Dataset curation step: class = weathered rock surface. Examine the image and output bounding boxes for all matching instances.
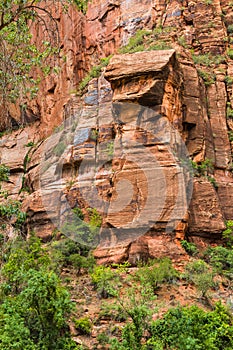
[1,0,233,263]
[105,50,176,105]
[188,179,225,236]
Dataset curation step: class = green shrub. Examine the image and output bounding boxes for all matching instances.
[228,130,233,142]
[203,245,233,279]
[0,200,26,230]
[106,140,114,157]
[90,265,120,298]
[222,220,233,247]
[79,55,112,92]
[74,317,92,335]
[97,332,110,347]
[88,207,102,230]
[181,240,198,256]
[149,302,233,350]
[178,35,188,48]
[148,41,172,51]
[184,259,215,297]
[134,257,179,292]
[184,259,209,275]
[0,236,76,349]
[207,175,218,188]
[51,235,96,272]
[191,159,213,177]
[225,75,233,85]
[98,302,127,322]
[73,0,89,14]
[197,69,216,86]
[119,29,150,54]
[192,53,225,66]
[110,285,156,349]
[227,106,233,118]
[0,164,10,183]
[24,141,35,147]
[227,24,233,34]
[227,48,233,60]
[68,253,95,273]
[61,206,101,248]
[0,234,50,295]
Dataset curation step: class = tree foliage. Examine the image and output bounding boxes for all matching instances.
[0,0,87,130]
[0,235,78,349]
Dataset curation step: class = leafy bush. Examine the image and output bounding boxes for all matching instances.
[98,302,127,322]
[192,53,225,66]
[227,106,233,119]
[51,236,96,272]
[79,55,112,92]
[68,253,95,274]
[0,235,76,349]
[184,259,215,297]
[227,48,233,60]
[149,302,233,350]
[178,35,188,48]
[73,0,89,13]
[90,265,120,298]
[197,69,216,86]
[135,257,179,292]
[61,206,101,248]
[110,285,156,349]
[0,234,50,295]
[228,130,233,142]
[97,332,110,347]
[0,165,9,183]
[222,220,233,247]
[74,317,92,335]
[191,159,213,177]
[207,175,218,188]
[181,240,198,256]
[227,24,233,34]
[87,207,102,230]
[203,245,233,279]
[225,75,233,85]
[148,41,172,51]
[0,199,26,231]
[119,29,150,54]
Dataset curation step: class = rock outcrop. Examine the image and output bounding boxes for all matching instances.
[1,0,233,263]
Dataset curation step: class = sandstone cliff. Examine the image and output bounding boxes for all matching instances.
[1,0,233,263]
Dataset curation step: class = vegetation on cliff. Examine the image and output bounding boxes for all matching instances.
[1,0,233,349]
[0,0,86,129]
[0,230,232,349]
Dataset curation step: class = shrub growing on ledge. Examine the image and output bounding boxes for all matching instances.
[73,0,89,13]
[0,165,9,183]
[191,159,214,177]
[181,240,198,256]
[79,55,112,92]
[119,29,150,54]
[222,220,233,247]
[197,69,216,86]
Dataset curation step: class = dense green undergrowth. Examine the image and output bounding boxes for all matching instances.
[0,235,79,350]
[0,230,233,349]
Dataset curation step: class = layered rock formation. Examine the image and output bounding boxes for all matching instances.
[1,0,233,263]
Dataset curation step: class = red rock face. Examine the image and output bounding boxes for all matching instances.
[1,0,233,263]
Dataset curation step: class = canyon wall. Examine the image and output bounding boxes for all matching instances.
[1,0,233,263]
